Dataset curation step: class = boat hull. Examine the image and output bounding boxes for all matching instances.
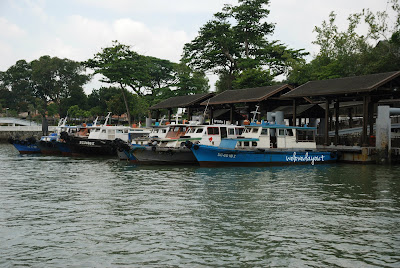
[190,144,337,167]
[37,141,62,155]
[133,146,198,165]
[11,142,41,154]
[8,138,41,154]
[66,137,117,157]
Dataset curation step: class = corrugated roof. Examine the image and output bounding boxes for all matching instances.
[150,93,214,110]
[200,84,293,105]
[282,71,400,99]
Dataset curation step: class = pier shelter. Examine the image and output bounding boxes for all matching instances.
[200,84,294,123]
[149,93,214,123]
[281,71,400,146]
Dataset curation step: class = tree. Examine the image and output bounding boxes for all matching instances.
[31,55,89,133]
[182,0,308,91]
[85,41,150,125]
[0,60,35,112]
[288,1,400,85]
[175,62,209,95]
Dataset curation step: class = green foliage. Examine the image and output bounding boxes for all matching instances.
[232,68,273,89]
[31,55,89,116]
[182,0,308,91]
[86,41,150,96]
[288,2,400,85]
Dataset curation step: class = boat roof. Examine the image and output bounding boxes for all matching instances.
[246,123,317,130]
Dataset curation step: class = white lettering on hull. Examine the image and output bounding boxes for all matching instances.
[286,152,325,165]
[79,141,95,146]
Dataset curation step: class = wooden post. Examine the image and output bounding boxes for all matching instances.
[230,104,234,123]
[258,102,263,122]
[368,100,374,137]
[155,110,160,123]
[292,99,297,127]
[348,108,353,128]
[168,109,172,123]
[362,95,370,146]
[334,99,339,146]
[324,99,329,146]
[187,107,192,122]
[209,107,214,124]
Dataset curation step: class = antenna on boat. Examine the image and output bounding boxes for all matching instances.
[203,99,210,120]
[251,105,260,122]
[104,112,112,125]
[159,115,166,125]
[93,116,99,126]
[174,113,181,124]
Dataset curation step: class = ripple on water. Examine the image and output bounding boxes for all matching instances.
[1,144,400,267]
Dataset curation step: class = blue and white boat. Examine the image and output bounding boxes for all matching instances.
[8,136,40,154]
[186,122,337,167]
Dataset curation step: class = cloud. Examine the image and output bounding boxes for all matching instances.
[76,0,238,14]
[0,17,26,38]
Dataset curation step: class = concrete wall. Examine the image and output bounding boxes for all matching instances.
[0,126,57,143]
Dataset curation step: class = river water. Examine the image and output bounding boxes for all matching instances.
[1,144,400,267]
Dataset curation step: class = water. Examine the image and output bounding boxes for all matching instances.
[1,144,400,267]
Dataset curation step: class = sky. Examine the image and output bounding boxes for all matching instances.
[0,0,395,93]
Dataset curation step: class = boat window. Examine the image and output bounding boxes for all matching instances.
[252,142,257,147]
[102,130,106,133]
[228,128,235,135]
[244,141,250,146]
[207,127,219,135]
[286,129,293,136]
[252,128,259,133]
[196,128,204,133]
[297,130,315,141]
[244,128,251,133]
[236,128,244,135]
[261,128,268,135]
[162,129,167,133]
[278,129,285,136]
[116,129,123,134]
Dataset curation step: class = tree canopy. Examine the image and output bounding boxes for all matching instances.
[182,0,308,91]
[288,0,400,85]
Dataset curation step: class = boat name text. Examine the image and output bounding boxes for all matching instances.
[79,141,95,146]
[217,153,237,159]
[286,152,324,165]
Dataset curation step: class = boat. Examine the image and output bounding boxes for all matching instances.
[129,124,245,164]
[37,117,88,155]
[186,122,337,167]
[8,136,40,154]
[62,112,138,157]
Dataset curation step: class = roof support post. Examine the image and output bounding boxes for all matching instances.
[348,108,353,128]
[362,95,370,146]
[209,107,214,124]
[258,102,263,122]
[168,109,172,123]
[187,107,192,122]
[368,100,375,137]
[334,99,340,146]
[230,104,234,123]
[155,110,160,123]
[324,99,329,146]
[292,99,297,127]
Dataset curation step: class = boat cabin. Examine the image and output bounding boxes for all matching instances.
[226,123,317,150]
[88,126,132,142]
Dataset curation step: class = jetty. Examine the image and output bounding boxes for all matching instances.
[149,71,400,164]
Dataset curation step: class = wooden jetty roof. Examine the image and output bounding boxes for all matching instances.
[150,93,214,110]
[200,84,293,105]
[282,71,400,99]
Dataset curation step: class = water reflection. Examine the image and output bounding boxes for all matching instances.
[1,144,400,267]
